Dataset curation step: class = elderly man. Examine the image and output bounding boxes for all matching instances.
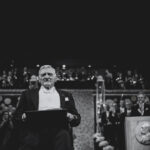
[14,65,81,150]
[131,91,150,116]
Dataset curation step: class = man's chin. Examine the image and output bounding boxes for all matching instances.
[43,83,52,88]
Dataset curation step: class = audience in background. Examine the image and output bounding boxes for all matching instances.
[98,91,150,150]
[0,65,147,89]
[0,60,149,150]
[131,91,150,116]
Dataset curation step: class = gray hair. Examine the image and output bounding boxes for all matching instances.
[38,65,56,76]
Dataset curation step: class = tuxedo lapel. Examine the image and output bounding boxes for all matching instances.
[30,89,39,110]
[56,89,65,108]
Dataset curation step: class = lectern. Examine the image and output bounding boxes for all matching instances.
[24,108,68,129]
[125,116,150,150]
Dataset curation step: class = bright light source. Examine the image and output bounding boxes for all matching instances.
[36,64,40,67]
[62,64,66,69]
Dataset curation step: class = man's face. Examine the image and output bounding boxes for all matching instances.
[105,104,110,111]
[137,94,145,104]
[125,102,132,110]
[39,67,57,89]
[3,112,9,120]
[120,100,124,107]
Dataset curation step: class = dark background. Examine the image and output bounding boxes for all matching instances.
[1,7,149,74]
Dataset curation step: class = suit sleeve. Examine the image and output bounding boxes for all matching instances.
[13,91,27,124]
[65,93,81,127]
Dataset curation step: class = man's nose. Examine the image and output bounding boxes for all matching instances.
[45,74,50,78]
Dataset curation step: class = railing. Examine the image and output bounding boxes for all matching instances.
[1,89,150,95]
[0,89,25,96]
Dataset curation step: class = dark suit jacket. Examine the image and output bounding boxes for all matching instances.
[101,111,119,126]
[11,88,81,149]
[14,88,81,127]
[131,103,150,116]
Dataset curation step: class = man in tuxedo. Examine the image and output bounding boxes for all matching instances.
[14,65,81,150]
[131,91,150,116]
[101,102,119,148]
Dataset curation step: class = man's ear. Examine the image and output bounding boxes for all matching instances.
[38,76,42,84]
[55,76,59,82]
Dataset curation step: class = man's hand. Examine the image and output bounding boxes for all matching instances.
[22,113,27,122]
[67,112,76,122]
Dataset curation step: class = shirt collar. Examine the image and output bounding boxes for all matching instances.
[139,103,144,108]
[40,86,56,94]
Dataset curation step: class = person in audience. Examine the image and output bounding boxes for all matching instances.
[13,65,81,150]
[131,70,139,89]
[101,102,119,149]
[118,99,132,150]
[12,68,19,88]
[0,111,14,150]
[115,72,125,89]
[125,70,133,89]
[131,91,150,116]
[118,99,125,114]
[145,96,150,105]
[104,69,113,89]
[0,64,148,89]
[138,74,145,89]
[125,99,133,116]
[21,66,31,89]
[7,71,13,88]
[119,98,133,129]
[28,75,39,90]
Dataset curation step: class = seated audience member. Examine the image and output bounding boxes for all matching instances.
[124,99,132,116]
[104,69,113,89]
[118,99,125,114]
[125,70,133,89]
[131,91,150,116]
[117,99,132,150]
[101,102,119,148]
[28,75,39,90]
[115,72,125,89]
[21,66,31,89]
[145,96,150,105]
[13,65,81,150]
[138,74,145,89]
[119,99,133,126]
[0,111,14,150]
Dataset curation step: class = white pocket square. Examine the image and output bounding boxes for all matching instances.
[65,97,69,101]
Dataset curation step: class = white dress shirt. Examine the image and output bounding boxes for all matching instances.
[38,86,60,110]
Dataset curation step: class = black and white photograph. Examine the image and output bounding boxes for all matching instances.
[0,8,150,150]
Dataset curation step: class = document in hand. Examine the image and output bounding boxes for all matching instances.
[25,108,68,129]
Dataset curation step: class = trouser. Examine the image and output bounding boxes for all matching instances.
[103,124,118,148]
